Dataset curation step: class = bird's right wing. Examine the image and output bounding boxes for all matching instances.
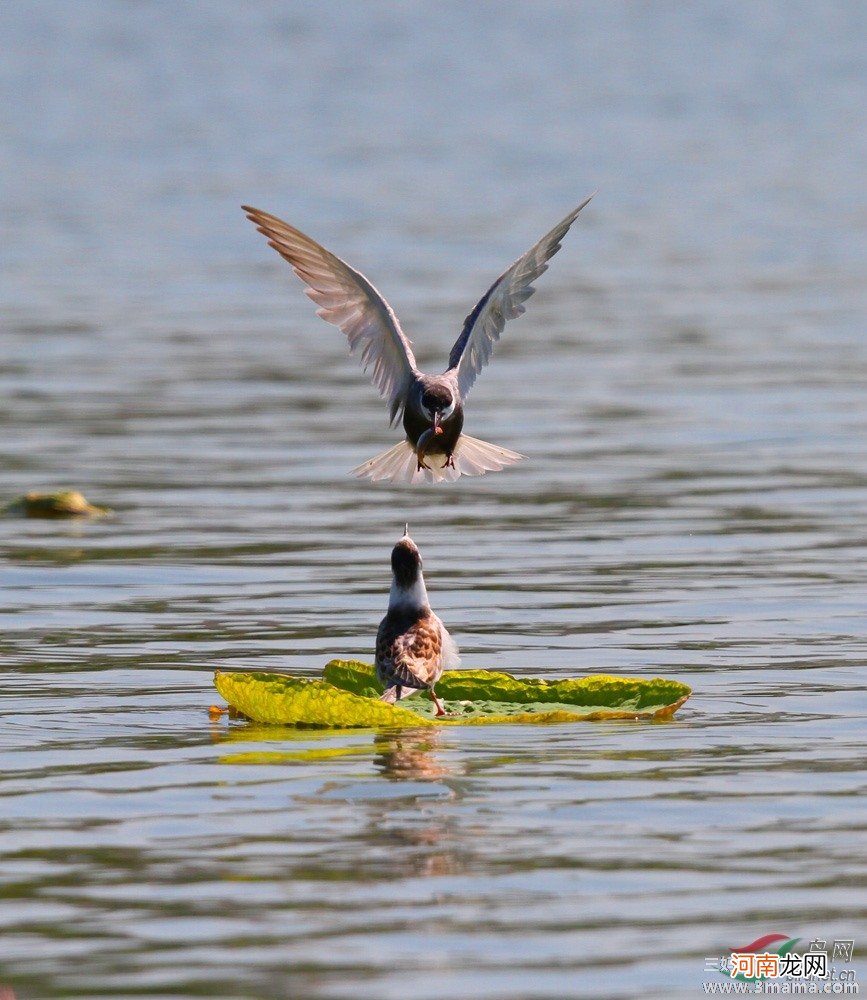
[446,196,593,399]
[243,206,418,424]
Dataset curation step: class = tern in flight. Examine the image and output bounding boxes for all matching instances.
[243,195,592,483]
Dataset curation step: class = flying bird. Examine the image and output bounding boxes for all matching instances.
[243,196,593,483]
[375,527,459,716]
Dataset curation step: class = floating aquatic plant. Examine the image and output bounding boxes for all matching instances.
[214,660,690,729]
[2,490,111,518]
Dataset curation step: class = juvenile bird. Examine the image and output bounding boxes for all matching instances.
[376,527,459,716]
[243,196,593,483]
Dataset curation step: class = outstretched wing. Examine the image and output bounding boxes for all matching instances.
[243,206,418,424]
[447,196,593,399]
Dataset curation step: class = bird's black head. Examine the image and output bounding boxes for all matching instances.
[420,385,457,430]
[391,532,422,589]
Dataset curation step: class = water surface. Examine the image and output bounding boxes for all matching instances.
[1,3,865,998]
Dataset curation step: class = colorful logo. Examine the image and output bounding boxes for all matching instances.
[704,932,856,985]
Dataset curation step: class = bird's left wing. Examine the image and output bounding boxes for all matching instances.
[243,206,418,424]
[446,196,593,399]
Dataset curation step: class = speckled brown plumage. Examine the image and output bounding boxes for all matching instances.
[375,608,445,693]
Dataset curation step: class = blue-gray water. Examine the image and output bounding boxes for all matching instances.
[1,3,865,998]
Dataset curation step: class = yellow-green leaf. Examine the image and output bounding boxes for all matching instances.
[2,490,111,517]
[214,661,691,729]
[214,670,433,728]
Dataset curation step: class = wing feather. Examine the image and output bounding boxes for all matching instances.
[387,658,429,690]
[447,196,593,399]
[243,206,418,424]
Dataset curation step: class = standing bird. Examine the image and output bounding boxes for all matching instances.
[376,527,459,716]
[243,196,593,483]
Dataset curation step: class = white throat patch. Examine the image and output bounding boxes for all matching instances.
[389,572,429,612]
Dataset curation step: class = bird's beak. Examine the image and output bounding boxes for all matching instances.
[403,523,409,537]
[432,410,441,433]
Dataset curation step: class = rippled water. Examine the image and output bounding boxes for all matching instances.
[1,2,865,998]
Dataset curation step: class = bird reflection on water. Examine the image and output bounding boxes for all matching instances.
[372,728,464,879]
[373,727,456,782]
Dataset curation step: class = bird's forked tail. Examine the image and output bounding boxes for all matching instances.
[351,434,523,484]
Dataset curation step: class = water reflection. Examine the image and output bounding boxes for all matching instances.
[2,1,866,997]
[210,721,459,780]
[373,728,455,782]
[370,728,465,880]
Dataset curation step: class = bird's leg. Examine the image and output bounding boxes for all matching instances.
[428,688,447,717]
[444,454,456,469]
[416,456,431,471]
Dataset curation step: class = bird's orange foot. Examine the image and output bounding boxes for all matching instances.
[429,690,448,716]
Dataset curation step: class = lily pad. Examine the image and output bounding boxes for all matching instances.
[214,660,690,729]
[214,670,430,728]
[2,490,111,518]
